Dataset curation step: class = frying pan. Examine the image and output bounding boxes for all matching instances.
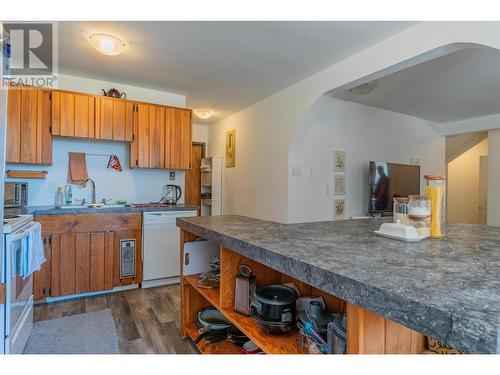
[194,308,232,344]
[194,308,247,346]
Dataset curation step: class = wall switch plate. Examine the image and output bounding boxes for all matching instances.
[291,166,302,177]
[48,182,56,193]
[169,171,176,180]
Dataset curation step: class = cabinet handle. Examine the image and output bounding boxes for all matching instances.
[184,252,189,266]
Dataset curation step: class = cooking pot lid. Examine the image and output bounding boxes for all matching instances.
[255,284,297,304]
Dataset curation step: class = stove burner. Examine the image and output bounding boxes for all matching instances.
[4,214,21,220]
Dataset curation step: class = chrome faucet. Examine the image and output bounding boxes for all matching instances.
[82,178,96,204]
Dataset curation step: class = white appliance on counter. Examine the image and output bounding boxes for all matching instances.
[200,156,222,217]
[142,210,197,288]
[2,214,35,354]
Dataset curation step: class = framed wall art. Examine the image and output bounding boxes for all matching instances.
[225,129,236,167]
[334,174,345,195]
[333,150,345,172]
[334,199,345,218]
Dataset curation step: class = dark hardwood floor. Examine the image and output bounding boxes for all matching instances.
[33,284,197,354]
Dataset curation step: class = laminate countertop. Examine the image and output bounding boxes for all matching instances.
[7,204,199,216]
[176,215,500,354]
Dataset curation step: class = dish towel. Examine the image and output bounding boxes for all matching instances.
[20,222,46,278]
[68,152,89,184]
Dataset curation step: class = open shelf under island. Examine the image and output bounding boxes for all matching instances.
[177,215,500,354]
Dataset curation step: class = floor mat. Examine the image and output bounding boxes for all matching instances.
[24,308,119,354]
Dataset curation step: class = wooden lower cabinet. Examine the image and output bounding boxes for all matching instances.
[33,213,142,301]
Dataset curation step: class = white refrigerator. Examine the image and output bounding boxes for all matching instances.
[0,23,9,354]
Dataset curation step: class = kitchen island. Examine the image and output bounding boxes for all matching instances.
[176,215,500,354]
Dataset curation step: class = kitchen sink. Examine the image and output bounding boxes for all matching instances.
[55,204,129,209]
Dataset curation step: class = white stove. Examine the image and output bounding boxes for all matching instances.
[2,213,35,354]
[3,214,33,234]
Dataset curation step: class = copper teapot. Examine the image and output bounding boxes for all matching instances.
[101,88,126,99]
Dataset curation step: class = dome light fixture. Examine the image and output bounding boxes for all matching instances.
[193,109,214,120]
[349,82,378,95]
[88,33,127,56]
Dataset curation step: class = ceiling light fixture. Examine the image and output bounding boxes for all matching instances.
[193,109,214,120]
[88,33,127,56]
[349,82,378,95]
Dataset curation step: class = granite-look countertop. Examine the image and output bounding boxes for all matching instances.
[176,215,500,354]
[6,204,199,216]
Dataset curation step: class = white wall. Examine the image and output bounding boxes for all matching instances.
[6,138,184,206]
[208,22,500,223]
[192,123,209,145]
[488,129,500,226]
[57,74,186,107]
[288,97,445,223]
[448,138,488,224]
[6,73,188,206]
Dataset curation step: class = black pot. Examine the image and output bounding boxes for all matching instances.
[252,284,297,324]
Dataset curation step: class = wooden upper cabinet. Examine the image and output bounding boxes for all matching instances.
[6,86,52,165]
[131,103,167,169]
[165,108,192,170]
[51,91,95,138]
[95,97,133,141]
[149,105,165,169]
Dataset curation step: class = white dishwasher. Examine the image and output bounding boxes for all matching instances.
[142,210,197,288]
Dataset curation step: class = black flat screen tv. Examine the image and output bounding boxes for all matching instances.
[368,161,420,214]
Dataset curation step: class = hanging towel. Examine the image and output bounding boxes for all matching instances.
[68,152,89,184]
[107,154,123,171]
[20,222,46,278]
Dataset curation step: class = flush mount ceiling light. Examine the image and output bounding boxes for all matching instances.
[349,82,378,95]
[88,33,127,56]
[193,109,215,120]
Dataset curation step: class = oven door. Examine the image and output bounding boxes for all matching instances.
[5,226,33,337]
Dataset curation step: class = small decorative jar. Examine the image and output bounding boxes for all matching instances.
[424,175,447,238]
[408,195,431,238]
[393,197,410,225]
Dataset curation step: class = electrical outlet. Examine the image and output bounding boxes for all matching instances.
[411,158,420,166]
[291,166,302,177]
[169,171,176,181]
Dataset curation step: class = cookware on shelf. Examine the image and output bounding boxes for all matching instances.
[194,307,247,346]
[251,284,298,335]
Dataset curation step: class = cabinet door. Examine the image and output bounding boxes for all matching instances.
[6,87,21,162]
[37,89,53,165]
[95,97,114,140]
[148,105,165,168]
[166,108,192,170]
[6,87,52,165]
[33,235,52,300]
[19,88,38,164]
[49,231,111,297]
[52,91,95,138]
[95,97,132,141]
[136,103,150,168]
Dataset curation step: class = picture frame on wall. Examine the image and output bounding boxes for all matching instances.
[333,150,345,172]
[334,199,345,218]
[334,174,345,195]
[225,129,236,168]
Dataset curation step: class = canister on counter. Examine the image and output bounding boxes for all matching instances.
[424,175,447,238]
[408,195,431,238]
[393,197,410,225]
